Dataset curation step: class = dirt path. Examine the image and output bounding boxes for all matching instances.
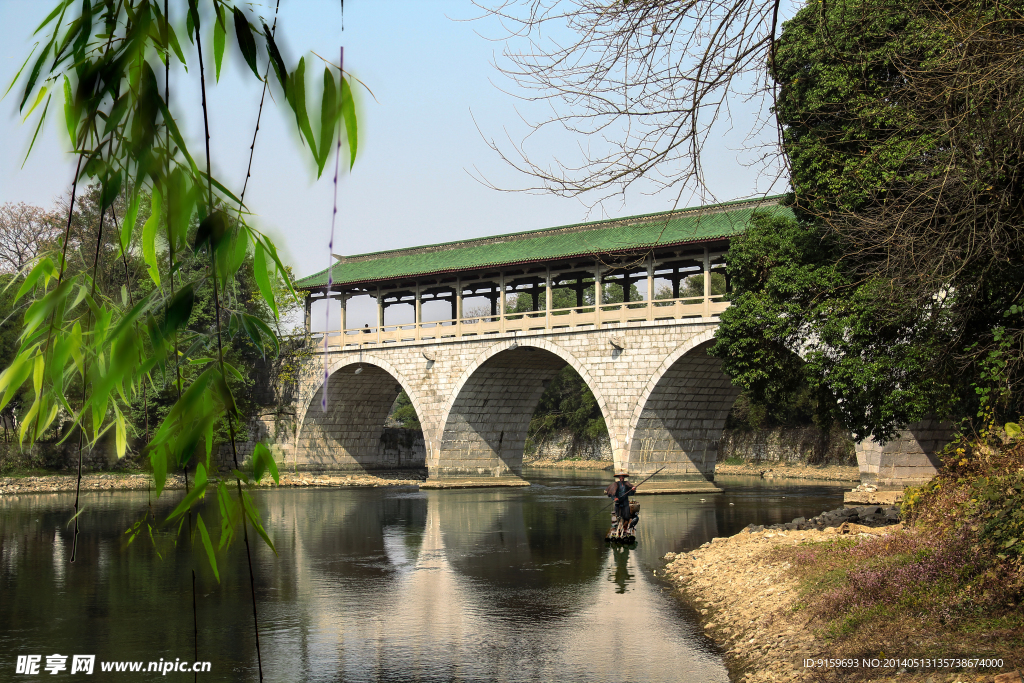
[661,524,1014,683]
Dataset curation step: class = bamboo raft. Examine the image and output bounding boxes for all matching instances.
[605,501,640,543]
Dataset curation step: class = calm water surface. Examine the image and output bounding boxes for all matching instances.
[0,470,846,682]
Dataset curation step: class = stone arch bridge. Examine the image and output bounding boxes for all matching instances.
[274,197,945,489]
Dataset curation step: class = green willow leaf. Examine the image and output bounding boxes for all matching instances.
[287,57,317,157]
[167,462,208,521]
[232,7,260,79]
[253,442,279,485]
[18,398,39,445]
[196,513,220,582]
[317,66,338,175]
[216,482,236,550]
[21,95,51,168]
[167,168,198,251]
[260,235,297,300]
[22,278,74,343]
[239,314,264,356]
[100,169,122,210]
[120,188,140,254]
[142,185,162,285]
[262,21,287,93]
[32,2,70,36]
[253,241,278,318]
[163,284,195,335]
[341,76,357,169]
[244,314,279,356]
[157,100,200,178]
[241,490,276,555]
[61,76,77,146]
[19,35,54,112]
[114,404,127,458]
[165,17,187,66]
[0,346,37,413]
[4,44,36,101]
[150,446,168,496]
[22,85,48,120]
[15,257,56,303]
[214,5,227,82]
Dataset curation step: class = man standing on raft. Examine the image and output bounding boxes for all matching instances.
[605,470,637,536]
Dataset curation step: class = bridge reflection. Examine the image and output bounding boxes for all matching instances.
[258,484,720,665]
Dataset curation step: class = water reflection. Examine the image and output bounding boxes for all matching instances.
[0,473,845,682]
[608,545,633,593]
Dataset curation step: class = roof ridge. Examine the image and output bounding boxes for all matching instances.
[330,195,781,267]
[295,195,790,289]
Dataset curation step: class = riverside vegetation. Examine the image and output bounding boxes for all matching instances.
[663,424,1024,682]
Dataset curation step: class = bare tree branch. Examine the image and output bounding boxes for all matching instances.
[472,0,785,205]
[0,202,62,273]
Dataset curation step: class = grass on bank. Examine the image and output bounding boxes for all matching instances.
[773,423,1024,676]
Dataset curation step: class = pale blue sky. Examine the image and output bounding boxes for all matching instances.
[1,0,786,328]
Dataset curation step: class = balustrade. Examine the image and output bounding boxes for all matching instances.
[319,294,729,348]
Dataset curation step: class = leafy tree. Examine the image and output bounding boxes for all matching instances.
[712,0,1024,440]
[526,365,607,457]
[389,391,420,430]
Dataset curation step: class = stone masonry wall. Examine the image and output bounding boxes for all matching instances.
[718,426,856,466]
[855,419,952,486]
[286,320,729,481]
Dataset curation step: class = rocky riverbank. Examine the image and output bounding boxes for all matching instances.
[716,461,861,482]
[524,458,612,470]
[0,470,426,495]
[660,506,1020,683]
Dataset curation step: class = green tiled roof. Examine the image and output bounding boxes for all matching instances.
[295,195,791,290]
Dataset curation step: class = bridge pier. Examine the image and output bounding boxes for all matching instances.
[854,419,953,488]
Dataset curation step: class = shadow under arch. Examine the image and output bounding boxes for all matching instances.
[624,337,740,481]
[433,339,615,479]
[295,357,430,472]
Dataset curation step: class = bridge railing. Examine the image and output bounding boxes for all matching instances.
[318,294,729,348]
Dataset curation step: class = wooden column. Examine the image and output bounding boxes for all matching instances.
[646,254,655,321]
[304,294,313,334]
[499,271,506,331]
[415,283,422,339]
[703,246,711,317]
[646,255,655,299]
[339,293,347,332]
[593,262,603,323]
[545,268,553,328]
[376,285,384,328]
[456,278,463,321]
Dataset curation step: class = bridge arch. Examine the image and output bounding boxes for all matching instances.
[294,356,433,471]
[624,332,739,480]
[432,338,617,479]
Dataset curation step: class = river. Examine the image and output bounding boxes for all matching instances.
[0,470,846,681]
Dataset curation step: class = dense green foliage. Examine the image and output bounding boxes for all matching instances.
[712,0,1024,440]
[525,365,607,456]
[389,391,420,430]
[712,211,952,441]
